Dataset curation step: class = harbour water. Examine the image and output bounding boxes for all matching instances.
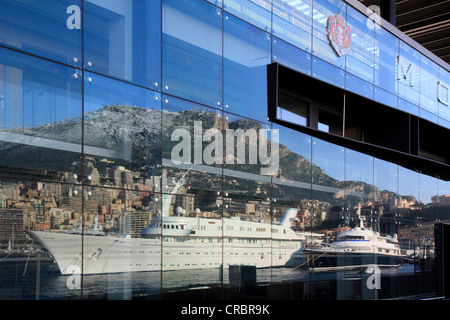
[0,253,423,300]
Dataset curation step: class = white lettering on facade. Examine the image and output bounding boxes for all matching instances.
[397,55,414,87]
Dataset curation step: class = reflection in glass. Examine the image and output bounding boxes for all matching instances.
[272,37,312,76]
[277,92,309,127]
[84,0,161,89]
[0,181,82,299]
[0,47,82,180]
[161,193,222,298]
[420,56,439,117]
[397,42,421,106]
[418,173,438,223]
[161,95,223,195]
[311,0,347,69]
[345,6,374,83]
[224,14,271,123]
[0,0,82,67]
[312,57,345,89]
[162,0,222,108]
[345,73,373,101]
[83,72,162,190]
[272,0,312,52]
[25,185,162,299]
[438,180,450,222]
[438,67,450,123]
[374,26,398,94]
[224,0,272,31]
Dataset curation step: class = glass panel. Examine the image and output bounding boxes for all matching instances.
[224,14,271,123]
[161,95,223,195]
[162,0,222,108]
[373,158,400,299]
[161,94,223,298]
[397,165,424,294]
[345,150,377,300]
[312,57,345,89]
[272,37,312,76]
[3,180,84,299]
[272,0,313,52]
[420,56,439,117]
[398,98,419,116]
[397,42,420,106]
[161,192,223,299]
[84,0,161,90]
[418,174,438,222]
[374,87,397,110]
[306,138,345,299]
[277,92,309,127]
[0,47,82,181]
[438,180,450,221]
[312,0,347,69]
[83,72,162,190]
[224,0,272,31]
[271,124,312,297]
[81,187,161,299]
[374,27,398,95]
[345,6,374,84]
[0,0,82,67]
[220,113,276,299]
[206,0,223,6]
[438,67,450,123]
[420,108,438,124]
[345,73,373,100]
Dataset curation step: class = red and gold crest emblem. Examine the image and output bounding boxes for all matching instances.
[327,13,351,56]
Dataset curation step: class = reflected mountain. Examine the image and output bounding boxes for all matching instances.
[0,105,431,210]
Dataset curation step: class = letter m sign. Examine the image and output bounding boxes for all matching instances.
[397,55,414,87]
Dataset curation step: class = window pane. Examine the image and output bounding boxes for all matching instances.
[345,150,377,300]
[224,14,271,122]
[3,180,84,299]
[277,92,309,126]
[307,137,345,299]
[272,37,312,76]
[312,0,347,69]
[345,6,374,84]
[224,0,272,31]
[84,0,161,90]
[81,187,161,298]
[272,0,312,52]
[345,73,373,100]
[83,72,162,189]
[374,27,398,94]
[438,180,450,221]
[0,47,82,180]
[397,42,420,106]
[312,57,345,89]
[161,193,222,298]
[438,67,450,123]
[272,125,312,269]
[161,96,223,298]
[420,56,439,117]
[0,0,81,67]
[162,95,223,194]
[374,87,397,110]
[398,98,419,116]
[162,0,222,108]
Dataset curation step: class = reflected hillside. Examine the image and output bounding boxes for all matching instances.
[0,105,447,226]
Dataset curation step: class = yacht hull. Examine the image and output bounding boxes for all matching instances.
[27,230,306,275]
[305,249,402,269]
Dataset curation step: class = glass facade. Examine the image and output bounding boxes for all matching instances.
[0,0,449,302]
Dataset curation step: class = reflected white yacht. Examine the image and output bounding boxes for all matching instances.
[26,172,319,275]
[26,208,312,275]
[304,204,404,270]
